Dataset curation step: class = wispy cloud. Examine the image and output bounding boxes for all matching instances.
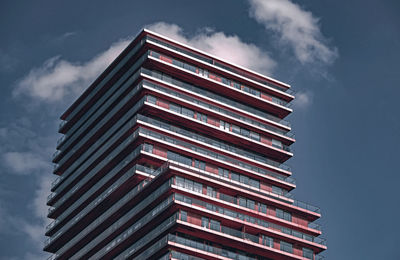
[2,152,49,175]
[292,90,313,109]
[13,38,131,102]
[147,22,276,75]
[248,0,338,65]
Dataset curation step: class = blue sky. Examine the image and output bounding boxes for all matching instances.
[1,0,399,259]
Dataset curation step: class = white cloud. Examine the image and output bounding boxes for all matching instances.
[248,0,338,64]
[13,38,131,102]
[147,22,276,75]
[293,90,313,109]
[2,152,50,175]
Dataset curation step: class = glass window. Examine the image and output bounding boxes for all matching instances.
[170,103,181,113]
[232,125,240,134]
[241,128,250,137]
[272,139,282,149]
[232,82,241,90]
[181,210,187,221]
[143,143,153,153]
[193,182,203,193]
[262,235,273,247]
[243,86,250,93]
[276,209,292,222]
[147,95,157,104]
[240,174,250,185]
[280,241,293,253]
[251,88,261,97]
[250,131,260,142]
[259,203,267,214]
[246,199,255,210]
[249,178,260,189]
[201,217,209,228]
[182,107,195,118]
[197,112,207,122]
[210,219,220,231]
[303,248,313,259]
[239,197,246,207]
[231,172,240,182]
[207,186,217,198]
[176,176,184,187]
[272,185,283,195]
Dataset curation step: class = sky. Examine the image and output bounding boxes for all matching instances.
[0,0,399,259]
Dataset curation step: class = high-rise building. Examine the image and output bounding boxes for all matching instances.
[44,29,326,260]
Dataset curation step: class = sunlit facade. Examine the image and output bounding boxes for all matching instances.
[44,29,326,260]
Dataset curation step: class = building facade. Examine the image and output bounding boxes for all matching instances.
[44,29,326,260]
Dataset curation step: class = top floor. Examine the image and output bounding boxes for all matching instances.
[59,29,294,123]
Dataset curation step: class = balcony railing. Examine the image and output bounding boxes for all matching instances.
[146,35,294,95]
[141,68,292,130]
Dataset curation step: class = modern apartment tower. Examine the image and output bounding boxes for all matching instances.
[44,29,326,260]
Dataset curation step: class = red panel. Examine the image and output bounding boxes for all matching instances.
[209,73,222,82]
[293,216,308,227]
[273,239,280,250]
[293,246,303,256]
[207,116,220,127]
[267,207,276,216]
[261,93,273,101]
[156,99,169,109]
[160,55,173,64]
[187,212,202,226]
[261,135,272,145]
[260,182,272,192]
[205,163,218,175]
[153,146,167,158]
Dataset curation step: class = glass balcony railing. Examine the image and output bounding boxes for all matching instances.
[62,37,146,125]
[141,68,292,130]
[148,50,292,109]
[146,35,294,95]
[48,127,142,211]
[174,193,325,246]
[138,114,294,184]
[168,234,257,260]
[56,57,145,162]
[57,53,145,152]
[48,163,171,256]
[46,157,144,234]
[116,213,178,260]
[139,127,291,174]
[50,94,146,195]
[73,192,174,259]
[45,152,144,246]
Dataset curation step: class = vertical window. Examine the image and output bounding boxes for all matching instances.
[249,178,260,189]
[175,176,184,188]
[147,95,157,104]
[259,203,267,214]
[197,112,207,122]
[193,182,203,193]
[272,185,283,195]
[201,217,209,228]
[181,210,187,221]
[251,88,261,97]
[182,107,195,118]
[207,186,217,198]
[231,172,240,182]
[241,128,250,138]
[231,125,240,134]
[280,241,293,253]
[170,103,181,113]
[246,199,255,210]
[143,143,153,153]
[272,139,283,149]
[194,159,206,170]
[239,197,246,207]
[303,248,313,259]
[210,219,221,231]
[262,235,273,247]
[240,174,250,185]
[276,209,292,222]
[250,131,260,141]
